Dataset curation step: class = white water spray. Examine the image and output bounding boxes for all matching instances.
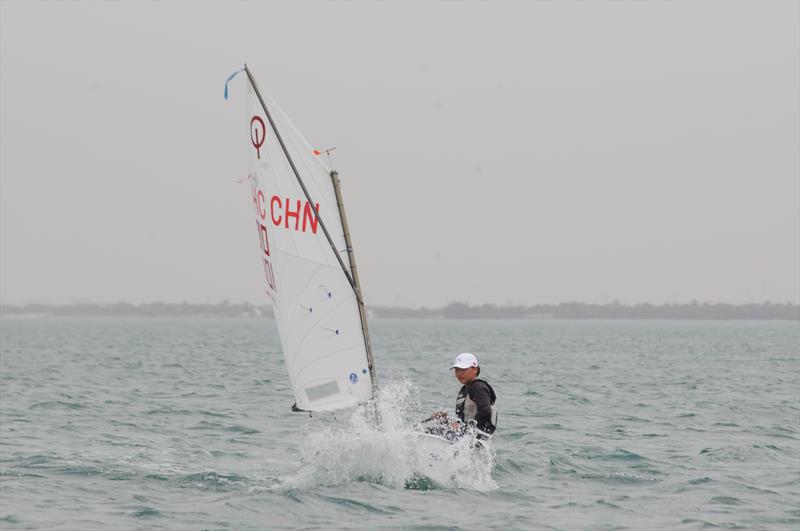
[281,381,497,491]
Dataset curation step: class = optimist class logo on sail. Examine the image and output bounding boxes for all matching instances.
[251,116,266,159]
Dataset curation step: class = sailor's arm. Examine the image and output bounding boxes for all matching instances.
[469,383,494,431]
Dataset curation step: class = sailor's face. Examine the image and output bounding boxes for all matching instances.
[454,366,477,384]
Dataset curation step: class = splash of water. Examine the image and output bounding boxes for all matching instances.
[282,381,497,491]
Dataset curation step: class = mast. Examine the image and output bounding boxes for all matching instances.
[330,169,378,395]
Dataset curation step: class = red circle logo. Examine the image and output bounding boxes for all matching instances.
[250,116,266,159]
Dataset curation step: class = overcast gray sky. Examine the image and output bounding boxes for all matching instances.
[1,1,798,307]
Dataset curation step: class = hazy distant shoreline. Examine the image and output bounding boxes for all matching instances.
[1,301,797,320]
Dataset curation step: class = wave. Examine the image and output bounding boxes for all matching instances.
[549,448,663,485]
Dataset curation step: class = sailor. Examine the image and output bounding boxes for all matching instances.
[429,352,498,440]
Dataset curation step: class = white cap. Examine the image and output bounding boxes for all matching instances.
[451,352,478,369]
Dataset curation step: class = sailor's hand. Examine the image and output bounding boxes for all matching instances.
[449,420,462,430]
[431,411,448,421]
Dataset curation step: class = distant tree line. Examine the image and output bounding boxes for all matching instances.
[1,300,797,320]
[432,301,799,320]
[0,301,273,318]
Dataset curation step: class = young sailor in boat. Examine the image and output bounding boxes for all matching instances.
[426,353,498,441]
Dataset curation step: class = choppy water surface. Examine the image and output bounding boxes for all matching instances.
[1,317,798,530]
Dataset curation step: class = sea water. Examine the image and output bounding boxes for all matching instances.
[0,317,798,530]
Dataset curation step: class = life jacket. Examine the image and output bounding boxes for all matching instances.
[455,378,498,435]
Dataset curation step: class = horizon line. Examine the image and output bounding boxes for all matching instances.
[2,300,798,308]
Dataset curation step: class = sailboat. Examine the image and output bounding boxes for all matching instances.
[225,65,378,413]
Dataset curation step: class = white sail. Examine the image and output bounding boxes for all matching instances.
[242,74,373,412]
